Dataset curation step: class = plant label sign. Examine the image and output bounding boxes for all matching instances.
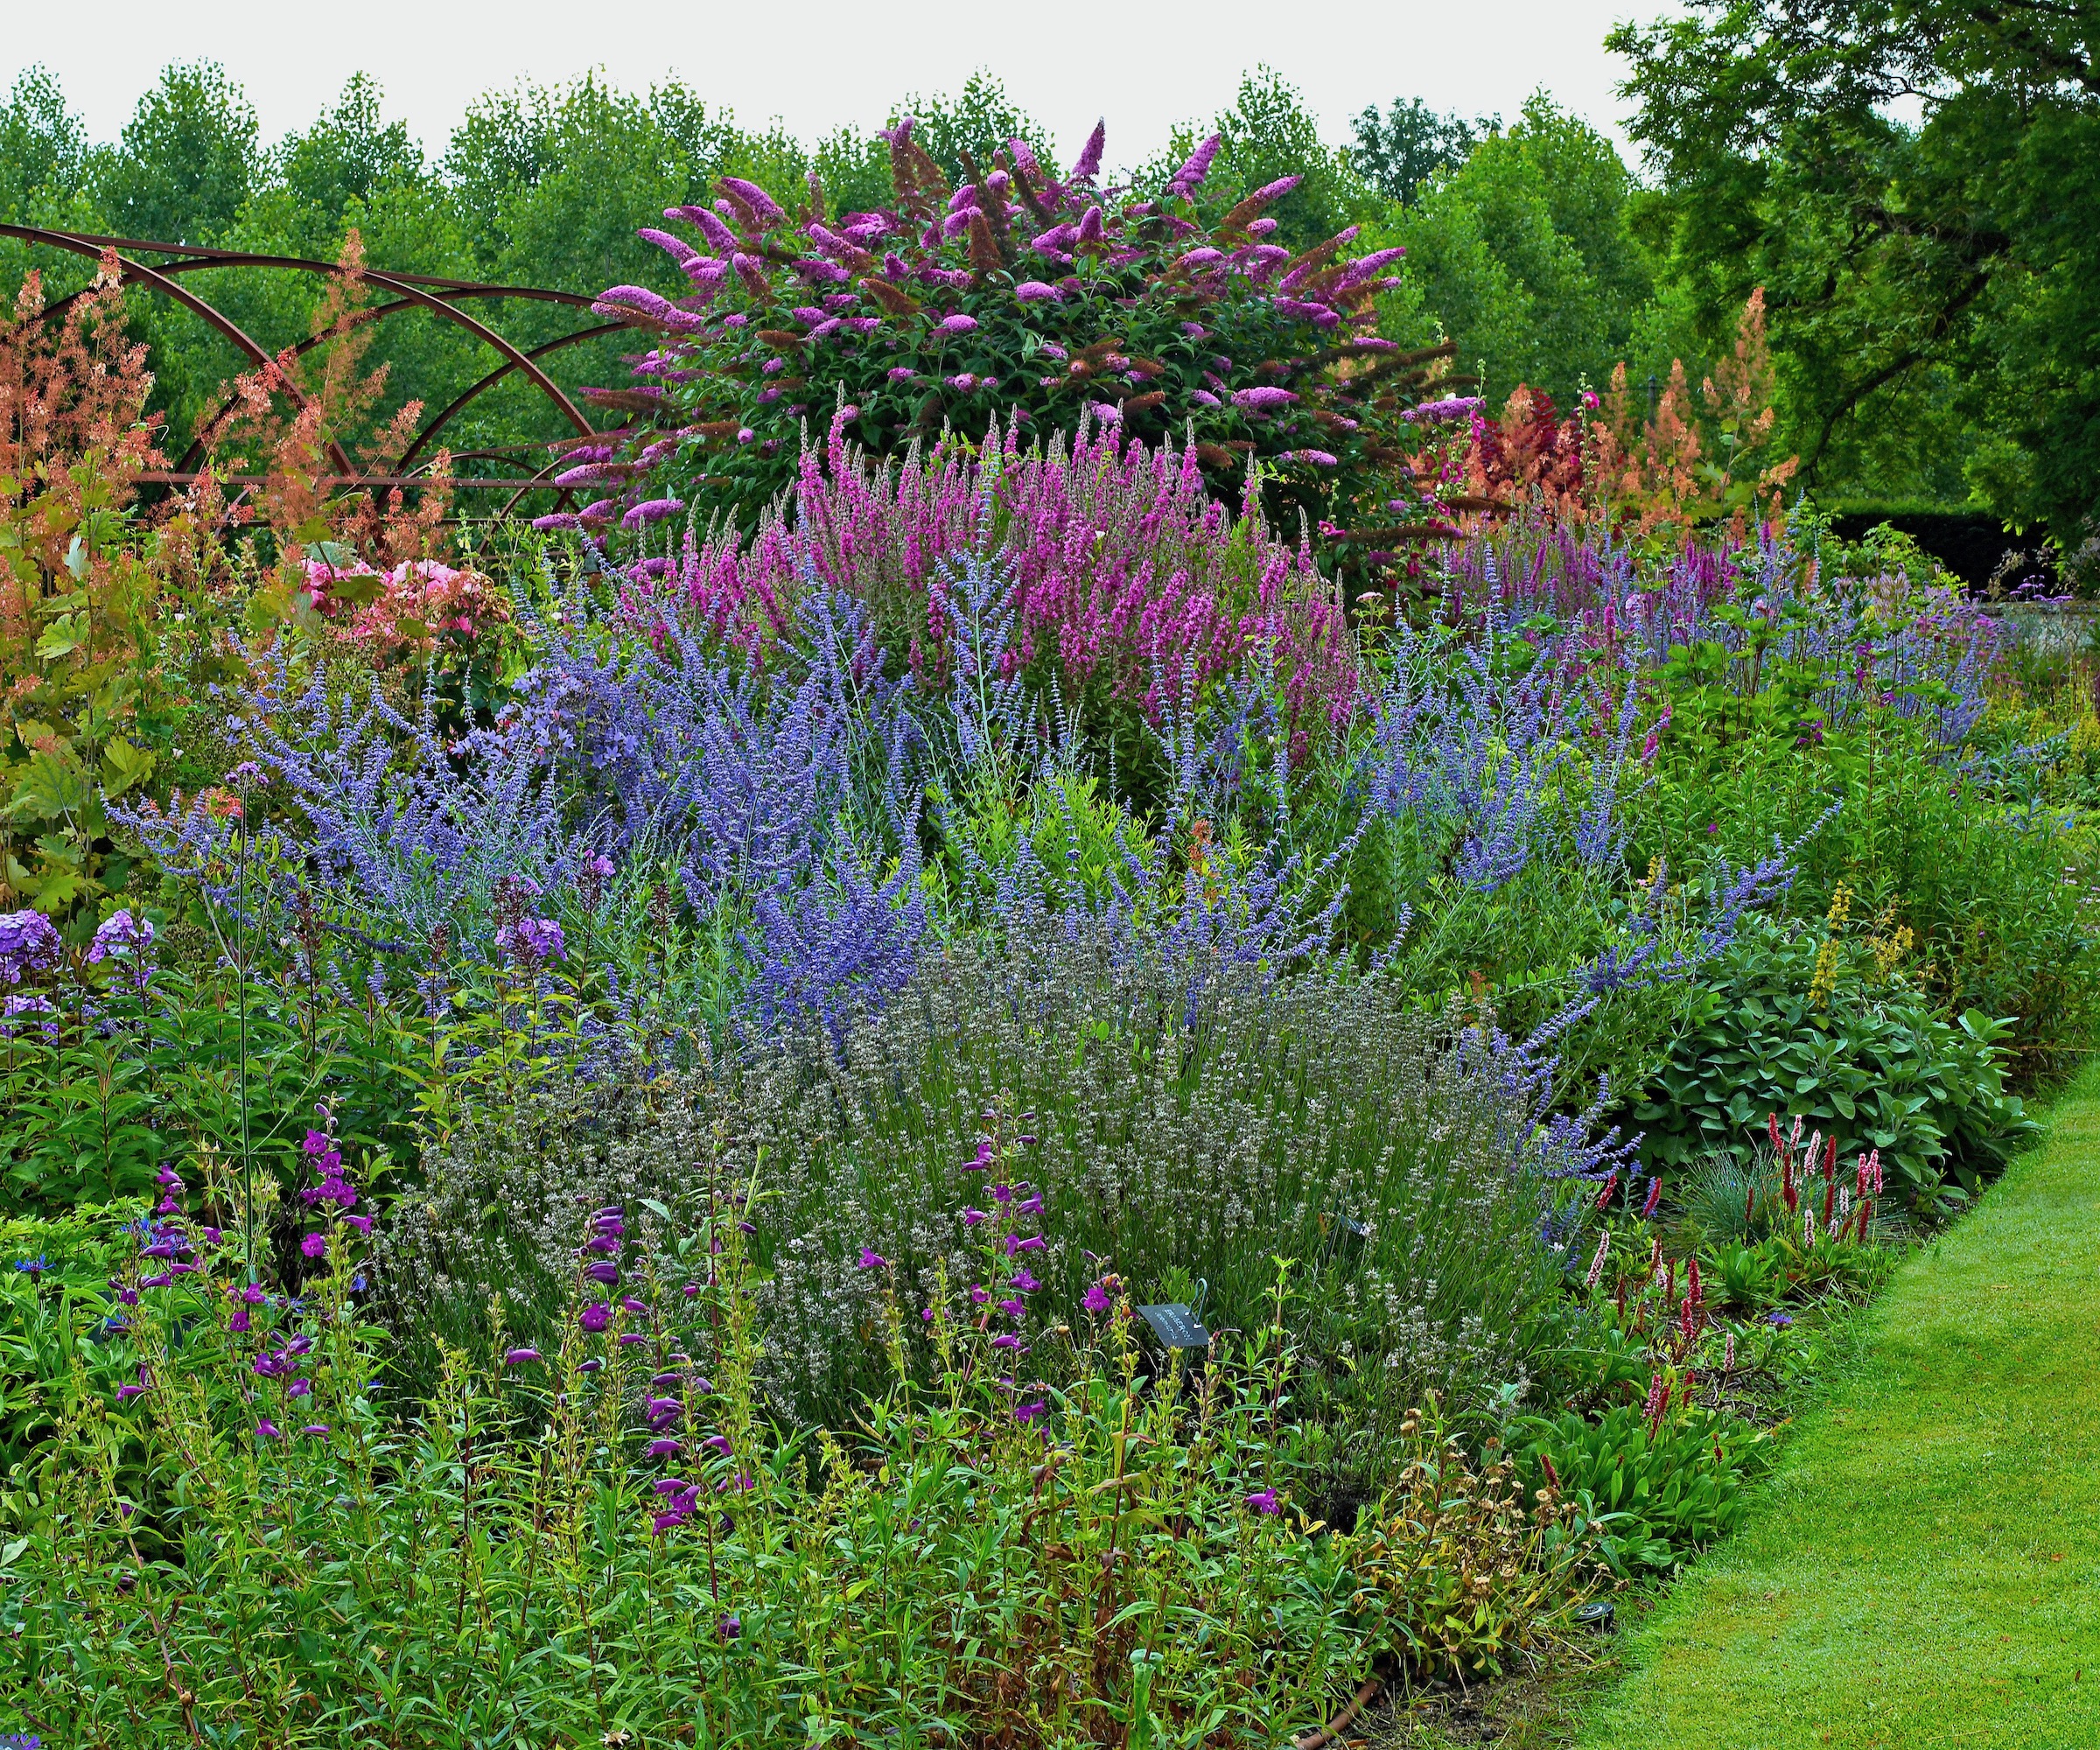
[1137,1302,1208,1351]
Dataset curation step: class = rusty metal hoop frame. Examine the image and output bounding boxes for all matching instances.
[2,226,628,494]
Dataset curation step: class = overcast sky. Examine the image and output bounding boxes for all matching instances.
[4,0,1670,166]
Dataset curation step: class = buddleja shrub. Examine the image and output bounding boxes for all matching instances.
[568,118,1464,542]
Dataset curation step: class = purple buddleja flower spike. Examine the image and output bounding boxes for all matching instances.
[1071,120,1106,183]
[1249,175,1301,203]
[1074,206,1104,244]
[1167,132,1222,198]
[718,177,786,228]
[670,204,745,256]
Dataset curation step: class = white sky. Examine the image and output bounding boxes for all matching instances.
[4,0,1668,166]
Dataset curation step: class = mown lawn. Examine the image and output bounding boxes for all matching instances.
[1575,1062,2100,1748]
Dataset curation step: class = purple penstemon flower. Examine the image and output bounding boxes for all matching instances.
[1244,1489,1279,1515]
[580,1302,612,1333]
[1008,1267,1040,1293]
[857,1248,887,1270]
[503,1348,543,1367]
[1005,1235,1046,1256]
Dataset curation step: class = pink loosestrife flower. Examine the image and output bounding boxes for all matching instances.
[614,411,1354,729]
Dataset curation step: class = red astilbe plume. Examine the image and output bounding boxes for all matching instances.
[0,253,165,659]
[193,231,453,577]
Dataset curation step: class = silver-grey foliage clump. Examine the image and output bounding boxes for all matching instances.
[375,918,1582,1452]
[724,920,1572,1435]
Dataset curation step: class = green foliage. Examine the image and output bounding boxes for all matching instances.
[1634,914,2034,1214]
[1349,98,1499,208]
[1369,94,1658,408]
[1610,0,2100,539]
[1513,1403,1766,1574]
[1,1192,1595,1743]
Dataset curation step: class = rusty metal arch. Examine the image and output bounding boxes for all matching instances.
[2,227,631,494]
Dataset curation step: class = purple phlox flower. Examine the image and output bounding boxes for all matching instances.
[857,1247,887,1270]
[503,1348,543,1367]
[0,908,64,984]
[1244,1488,1280,1515]
[495,916,565,967]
